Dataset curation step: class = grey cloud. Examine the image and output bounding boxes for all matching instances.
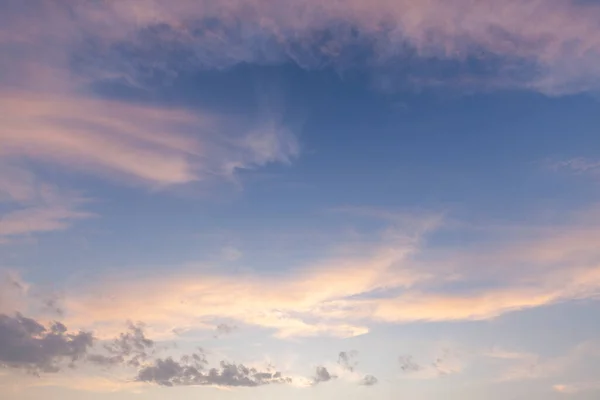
[399,355,422,373]
[214,323,237,338]
[313,366,337,385]
[360,374,378,386]
[398,350,460,377]
[0,313,93,374]
[0,312,159,375]
[88,321,154,367]
[0,311,291,389]
[136,351,291,387]
[338,350,358,372]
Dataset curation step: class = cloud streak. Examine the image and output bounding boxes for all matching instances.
[13,206,595,341]
[0,92,298,188]
[0,165,93,240]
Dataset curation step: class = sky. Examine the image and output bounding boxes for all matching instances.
[2,0,600,399]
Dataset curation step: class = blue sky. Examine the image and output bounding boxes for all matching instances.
[2,1,600,399]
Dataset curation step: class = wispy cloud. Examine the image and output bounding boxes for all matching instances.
[0,90,298,241]
[0,92,298,188]
[57,226,425,339]
[489,340,600,384]
[398,349,463,379]
[42,205,600,340]
[553,381,600,394]
[0,165,93,240]
[551,157,600,179]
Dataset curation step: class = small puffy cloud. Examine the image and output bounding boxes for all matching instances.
[0,313,93,374]
[337,350,358,372]
[312,366,337,385]
[399,355,422,373]
[360,374,378,386]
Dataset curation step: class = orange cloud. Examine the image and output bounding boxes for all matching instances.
[47,208,600,340]
[61,240,421,339]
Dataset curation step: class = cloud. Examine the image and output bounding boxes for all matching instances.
[0,93,202,186]
[491,340,600,383]
[5,0,600,93]
[399,355,422,373]
[0,313,94,374]
[88,322,155,368]
[0,92,298,188]
[0,164,93,240]
[60,229,424,339]
[7,205,592,342]
[398,350,463,379]
[1,7,302,238]
[553,382,600,394]
[214,323,238,338]
[0,271,28,314]
[312,366,336,385]
[337,350,358,372]
[0,312,297,391]
[136,352,292,387]
[359,374,378,386]
[0,89,298,241]
[0,312,157,376]
[552,158,600,179]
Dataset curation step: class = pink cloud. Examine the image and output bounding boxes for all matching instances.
[0,164,93,239]
[0,90,298,184]
[5,0,600,93]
